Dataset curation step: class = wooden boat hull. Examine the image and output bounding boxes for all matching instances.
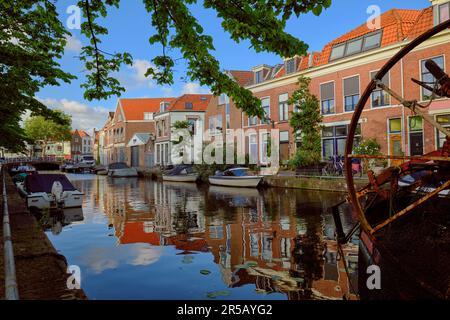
[208,176,262,188]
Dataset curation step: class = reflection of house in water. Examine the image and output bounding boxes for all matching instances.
[97,178,357,300]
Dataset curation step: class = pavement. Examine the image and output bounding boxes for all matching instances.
[0,171,86,300]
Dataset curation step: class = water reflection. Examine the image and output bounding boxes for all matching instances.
[47,175,358,300]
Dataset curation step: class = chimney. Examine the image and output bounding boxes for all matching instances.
[308,53,314,68]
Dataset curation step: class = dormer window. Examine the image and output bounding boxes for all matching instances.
[285,58,296,74]
[185,102,193,109]
[255,70,263,84]
[160,101,170,113]
[437,2,450,24]
[329,30,382,62]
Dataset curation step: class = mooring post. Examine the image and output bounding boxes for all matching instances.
[332,203,346,244]
[2,167,19,300]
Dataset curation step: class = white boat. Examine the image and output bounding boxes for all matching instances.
[209,167,263,188]
[108,162,138,177]
[162,165,199,183]
[19,174,83,210]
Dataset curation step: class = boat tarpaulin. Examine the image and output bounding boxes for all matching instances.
[25,174,76,193]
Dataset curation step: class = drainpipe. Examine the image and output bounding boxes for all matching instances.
[2,169,19,300]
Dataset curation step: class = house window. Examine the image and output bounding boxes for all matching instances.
[330,43,345,61]
[389,118,402,133]
[156,144,161,164]
[260,133,270,164]
[438,2,450,24]
[280,131,289,143]
[218,93,228,106]
[322,124,361,159]
[209,115,222,135]
[285,58,296,74]
[421,56,445,100]
[278,93,289,122]
[371,71,390,108]
[249,134,258,164]
[248,114,258,126]
[187,118,196,135]
[144,112,153,120]
[320,82,335,115]
[255,70,263,84]
[185,102,193,109]
[344,76,360,112]
[225,104,231,130]
[345,38,363,56]
[436,114,450,148]
[329,31,382,62]
[362,31,382,51]
[261,98,270,124]
[160,101,170,113]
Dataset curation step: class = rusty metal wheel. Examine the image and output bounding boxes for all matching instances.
[344,19,450,237]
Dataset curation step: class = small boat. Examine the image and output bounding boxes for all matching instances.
[209,167,263,188]
[108,162,138,178]
[162,165,199,183]
[18,174,83,210]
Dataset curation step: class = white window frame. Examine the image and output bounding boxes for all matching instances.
[419,55,446,101]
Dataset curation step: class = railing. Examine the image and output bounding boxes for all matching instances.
[1,156,62,164]
[1,167,19,299]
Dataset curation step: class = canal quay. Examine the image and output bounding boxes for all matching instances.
[1,169,360,300]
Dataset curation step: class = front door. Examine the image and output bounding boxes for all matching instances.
[131,146,139,167]
[389,134,403,166]
[409,132,423,156]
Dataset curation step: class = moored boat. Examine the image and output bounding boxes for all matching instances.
[162,165,199,183]
[108,162,138,177]
[18,174,83,210]
[209,167,263,188]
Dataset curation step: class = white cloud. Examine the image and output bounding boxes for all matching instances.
[121,59,157,90]
[37,97,110,132]
[65,34,82,53]
[161,87,175,97]
[182,82,211,94]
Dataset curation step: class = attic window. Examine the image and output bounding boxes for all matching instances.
[160,101,170,112]
[285,58,296,74]
[329,31,382,62]
[185,102,193,109]
[255,70,263,84]
[438,2,450,24]
[200,96,207,101]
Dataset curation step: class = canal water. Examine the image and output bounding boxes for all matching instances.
[45,174,359,300]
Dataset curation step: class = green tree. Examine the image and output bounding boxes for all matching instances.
[0,1,75,152]
[288,76,322,168]
[1,0,332,152]
[24,110,72,156]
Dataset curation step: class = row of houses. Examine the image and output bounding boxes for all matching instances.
[43,129,94,161]
[95,0,450,169]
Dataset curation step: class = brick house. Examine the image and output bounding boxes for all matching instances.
[154,94,212,166]
[100,98,175,167]
[205,0,450,166]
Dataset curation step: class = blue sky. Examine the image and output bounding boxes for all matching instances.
[37,0,431,132]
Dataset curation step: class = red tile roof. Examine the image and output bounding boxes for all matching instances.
[120,98,175,121]
[406,7,434,40]
[317,8,423,65]
[227,70,255,86]
[78,130,90,138]
[167,94,212,112]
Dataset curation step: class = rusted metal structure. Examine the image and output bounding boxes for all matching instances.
[337,19,450,299]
